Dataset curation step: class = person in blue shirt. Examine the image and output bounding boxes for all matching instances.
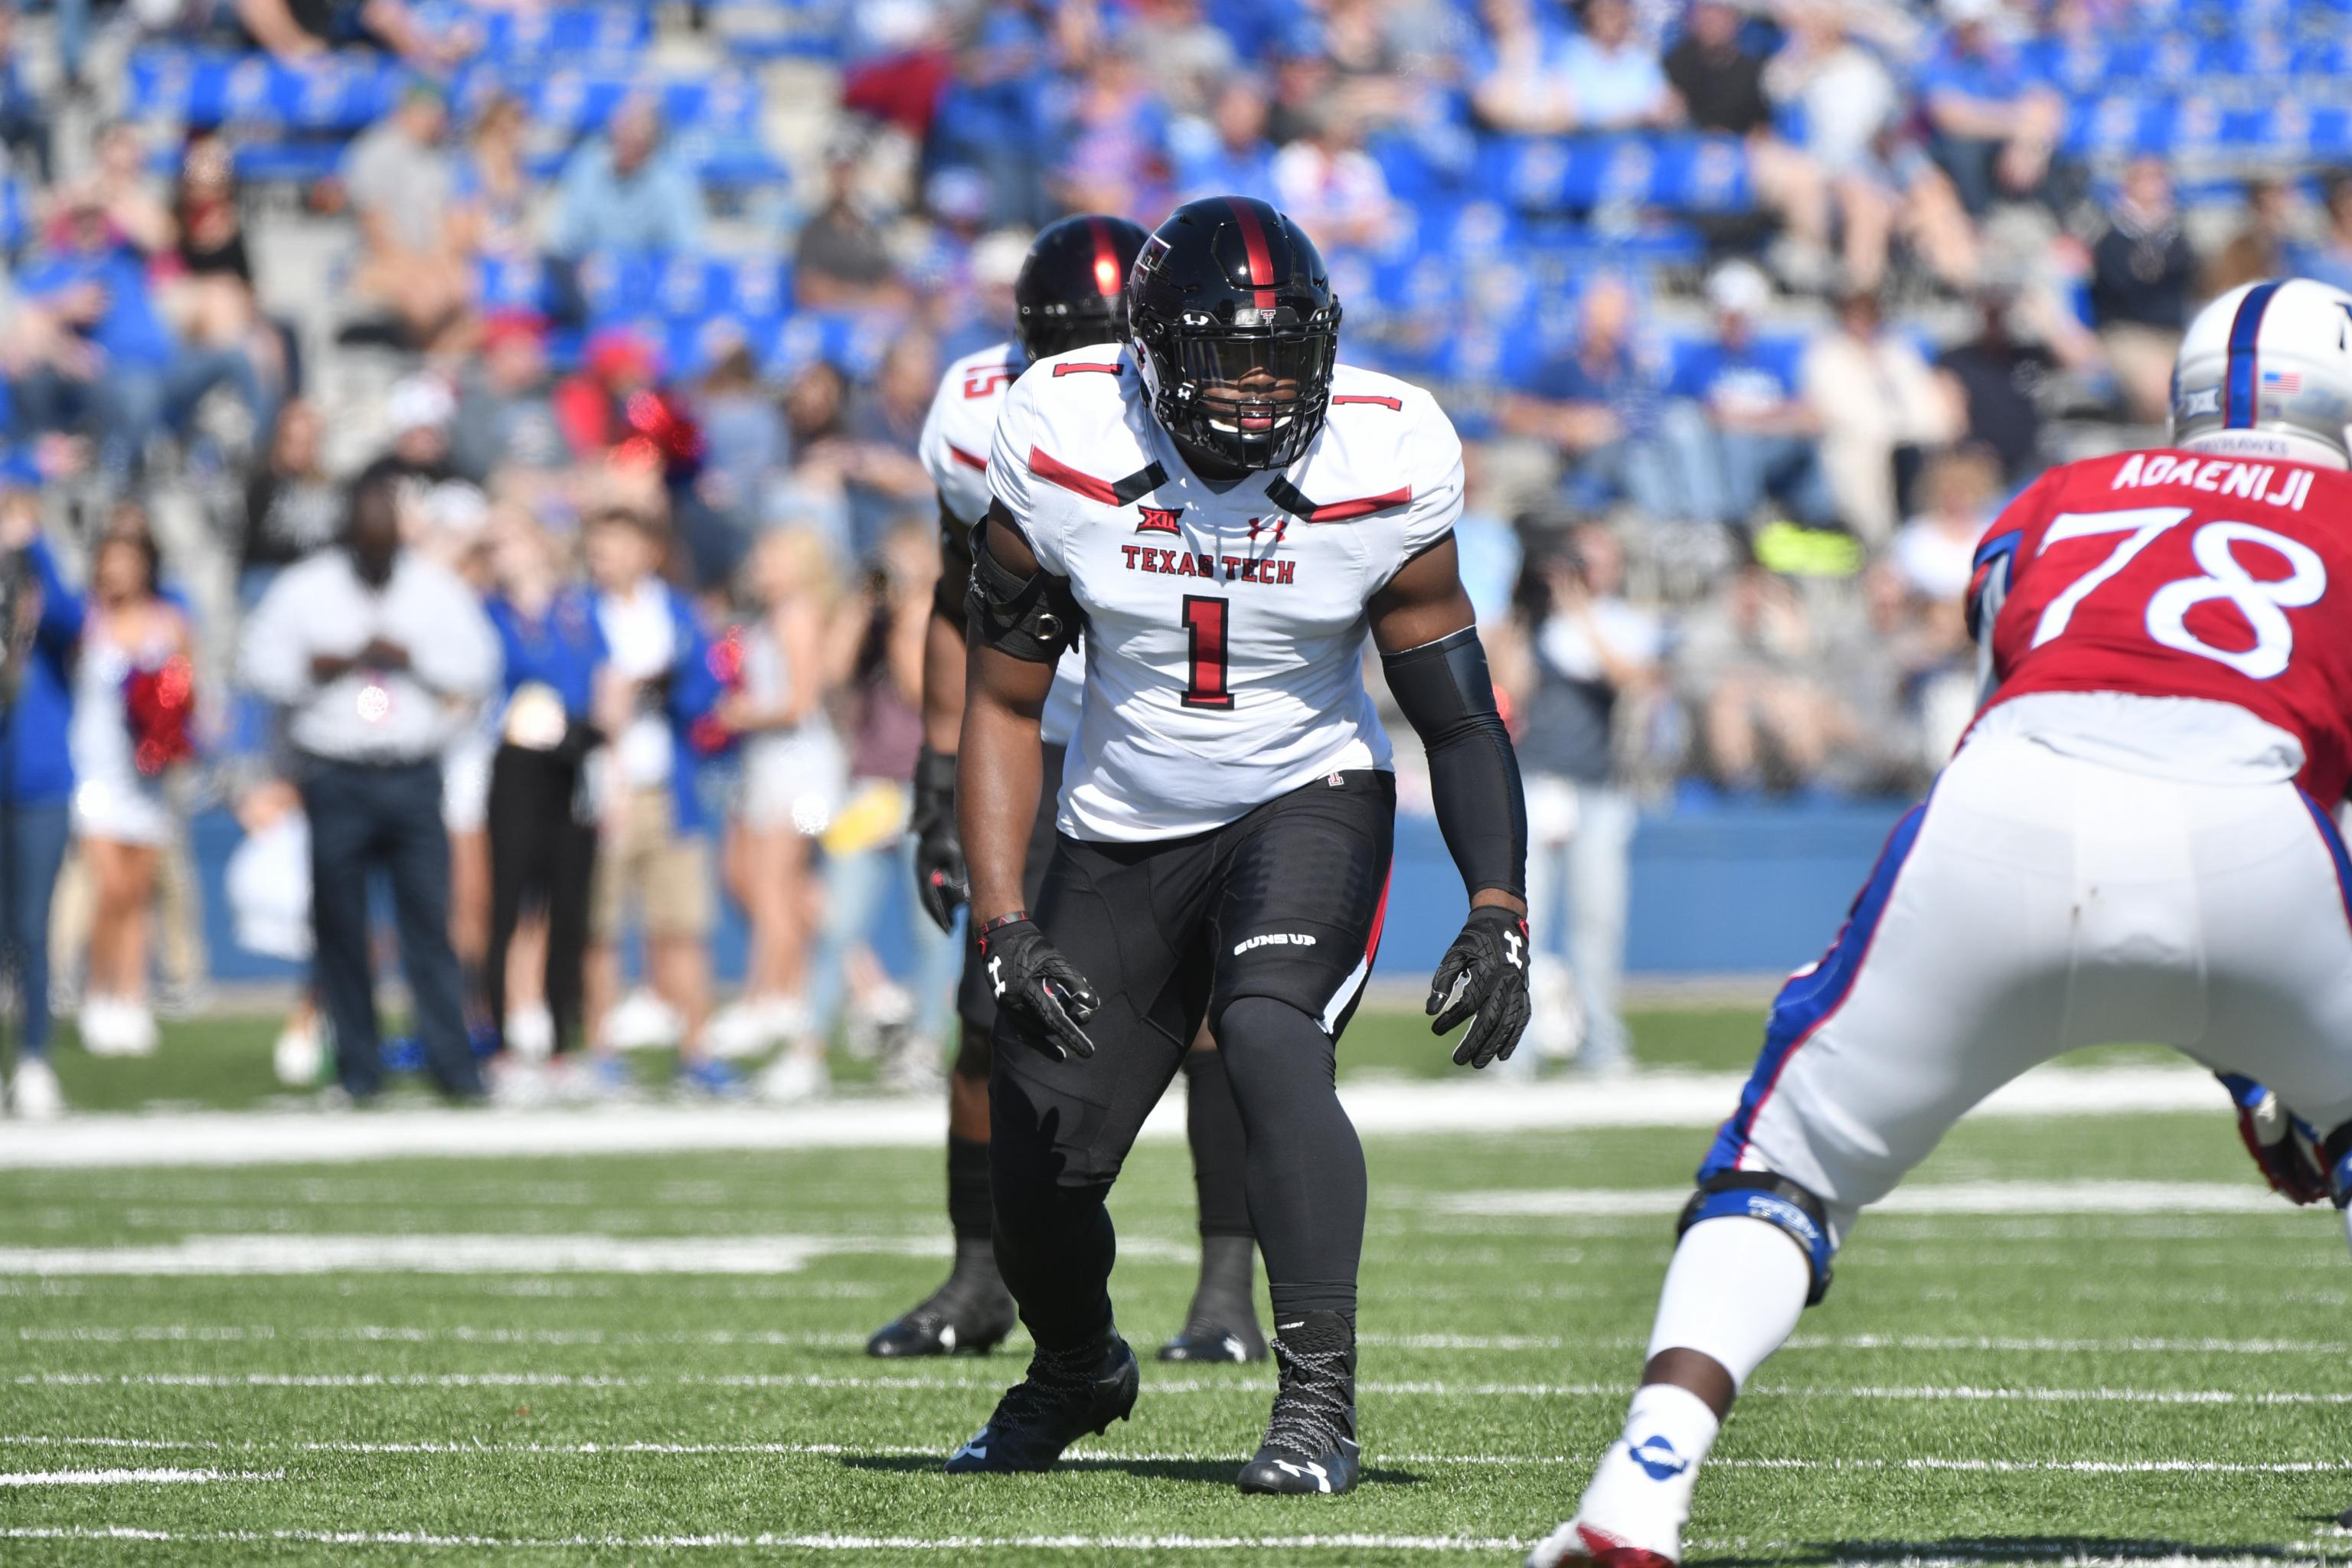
[481,509,614,1066]
[1170,78,1279,202]
[1503,276,1700,521]
[1660,261,1834,530]
[1917,0,2065,216]
[0,486,87,1119]
[545,96,707,260]
[14,200,271,482]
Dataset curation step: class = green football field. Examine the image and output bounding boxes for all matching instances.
[4,1006,2351,1566]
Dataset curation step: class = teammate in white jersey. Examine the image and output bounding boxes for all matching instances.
[872,216,1267,1368]
[944,198,1533,1494]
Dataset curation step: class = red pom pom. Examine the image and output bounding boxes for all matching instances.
[123,655,198,776]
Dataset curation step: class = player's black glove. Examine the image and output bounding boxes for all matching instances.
[977,913,1101,1062]
[1427,904,1531,1069]
[2219,1072,2329,1206]
[910,746,967,933]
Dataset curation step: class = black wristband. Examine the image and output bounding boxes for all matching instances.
[978,910,1032,936]
[913,744,959,803]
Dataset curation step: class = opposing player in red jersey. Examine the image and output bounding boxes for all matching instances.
[1530,277,2352,1568]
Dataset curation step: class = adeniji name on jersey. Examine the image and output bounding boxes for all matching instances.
[917,339,1087,746]
[1975,447,2352,801]
[986,346,1463,842]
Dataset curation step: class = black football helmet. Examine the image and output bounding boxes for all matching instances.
[1127,196,1341,472]
[1015,214,1149,364]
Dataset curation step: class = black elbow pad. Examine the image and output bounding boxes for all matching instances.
[1383,626,1528,899]
[965,518,1081,664]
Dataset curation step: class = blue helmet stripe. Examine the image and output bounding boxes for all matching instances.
[2226,280,2285,429]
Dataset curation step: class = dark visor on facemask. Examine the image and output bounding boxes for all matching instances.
[1174,335,1321,439]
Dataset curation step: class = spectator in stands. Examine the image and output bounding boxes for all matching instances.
[581,507,734,1092]
[238,472,496,1103]
[2207,175,2301,297]
[453,93,537,263]
[1318,0,1415,130]
[1172,76,1279,203]
[1890,444,2000,609]
[69,529,193,1059]
[766,520,952,1102]
[450,312,562,485]
[1676,555,1852,792]
[235,0,468,70]
[0,9,51,182]
[1936,286,2096,485]
[1470,0,1578,136]
[0,488,86,1119]
[1129,0,1240,118]
[1765,0,1977,292]
[1504,276,1694,522]
[241,400,342,603]
[547,96,706,261]
[694,343,787,540]
[1263,18,1341,147]
[344,83,471,352]
[1820,560,1952,795]
[1917,0,2065,217]
[2288,172,2352,296]
[68,120,175,260]
[842,333,943,560]
[1514,522,1661,1078]
[707,528,844,1060]
[552,330,657,466]
[793,141,905,311]
[1052,32,1174,220]
[1664,261,1832,529]
[1664,0,1840,288]
[1801,288,1964,544]
[1270,104,1396,253]
[374,375,458,492]
[167,135,287,403]
[15,195,270,482]
[1556,0,1678,132]
[2089,155,2200,427]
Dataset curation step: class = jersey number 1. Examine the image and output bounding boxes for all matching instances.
[1181,595,1233,710]
[2030,506,2326,680]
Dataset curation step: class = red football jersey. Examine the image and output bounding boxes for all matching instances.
[1973,448,2352,802]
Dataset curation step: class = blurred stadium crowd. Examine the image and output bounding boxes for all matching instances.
[0,0,2345,1105]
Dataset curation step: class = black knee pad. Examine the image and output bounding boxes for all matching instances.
[1678,1170,1837,1306]
[988,1016,1128,1191]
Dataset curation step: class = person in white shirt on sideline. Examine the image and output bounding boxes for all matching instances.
[239,469,499,1102]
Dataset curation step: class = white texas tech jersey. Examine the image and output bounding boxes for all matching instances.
[988,345,1465,841]
[919,339,1086,746]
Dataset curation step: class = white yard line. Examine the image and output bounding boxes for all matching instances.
[3,1436,2350,1475]
[0,1065,2226,1169]
[0,1468,281,1485]
[0,1527,1527,1553]
[16,1370,2350,1403]
[1439,1180,2295,1217]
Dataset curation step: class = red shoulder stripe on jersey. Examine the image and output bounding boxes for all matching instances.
[1228,198,1277,312]
[1050,361,1123,377]
[1332,394,1404,411]
[1027,446,1169,507]
[1265,475,1413,522]
[946,443,987,471]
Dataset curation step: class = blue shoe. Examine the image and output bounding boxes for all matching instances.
[675,1057,748,1098]
[382,1037,426,1074]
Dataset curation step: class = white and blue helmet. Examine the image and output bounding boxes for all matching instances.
[2172,277,2352,471]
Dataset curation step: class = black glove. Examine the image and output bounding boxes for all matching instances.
[977,913,1102,1061]
[2220,1072,2328,1206]
[1427,904,1531,1069]
[910,746,967,933]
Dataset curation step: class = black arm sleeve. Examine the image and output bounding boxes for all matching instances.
[965,513,1082,665]
[1382,626,1527,900]
[933,499,973,629]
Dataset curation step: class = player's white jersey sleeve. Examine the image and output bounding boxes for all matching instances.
[920,341,1020,528]
[993,350,1468,842]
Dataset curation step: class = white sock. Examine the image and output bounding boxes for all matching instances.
[1645,1215,1811,1388]
[1567,1219,1812,1562]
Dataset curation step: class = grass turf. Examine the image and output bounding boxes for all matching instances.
[0,1010,2343,1564]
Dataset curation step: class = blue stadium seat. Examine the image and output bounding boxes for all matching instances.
[1477,133,1753,216]
[128,48,405,132]
[0,177,22,254]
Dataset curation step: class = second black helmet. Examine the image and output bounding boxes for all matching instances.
[1015,214,1150,364]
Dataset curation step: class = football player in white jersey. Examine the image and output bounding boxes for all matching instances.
[872,215,1268,1368]
[944,198,1533,1494]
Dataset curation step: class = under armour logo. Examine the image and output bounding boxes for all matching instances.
[952,1434,989,1462]
[1628,1434,1689,1481]
[988,956,1005,997]
[1247,516,1288,544]
[1504,930,1524,969]
[1272,1459,1332,1491]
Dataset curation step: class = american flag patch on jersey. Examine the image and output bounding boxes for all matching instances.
[2264,369,2303,393]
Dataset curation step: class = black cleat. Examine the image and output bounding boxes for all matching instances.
[1156,1312,1266,1364]
[944,1329,1139,1473]
[867,1269,1017,1359]
[1236,1311,1361,1495]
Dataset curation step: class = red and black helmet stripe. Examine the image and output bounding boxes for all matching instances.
[1226,197,1278,312]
